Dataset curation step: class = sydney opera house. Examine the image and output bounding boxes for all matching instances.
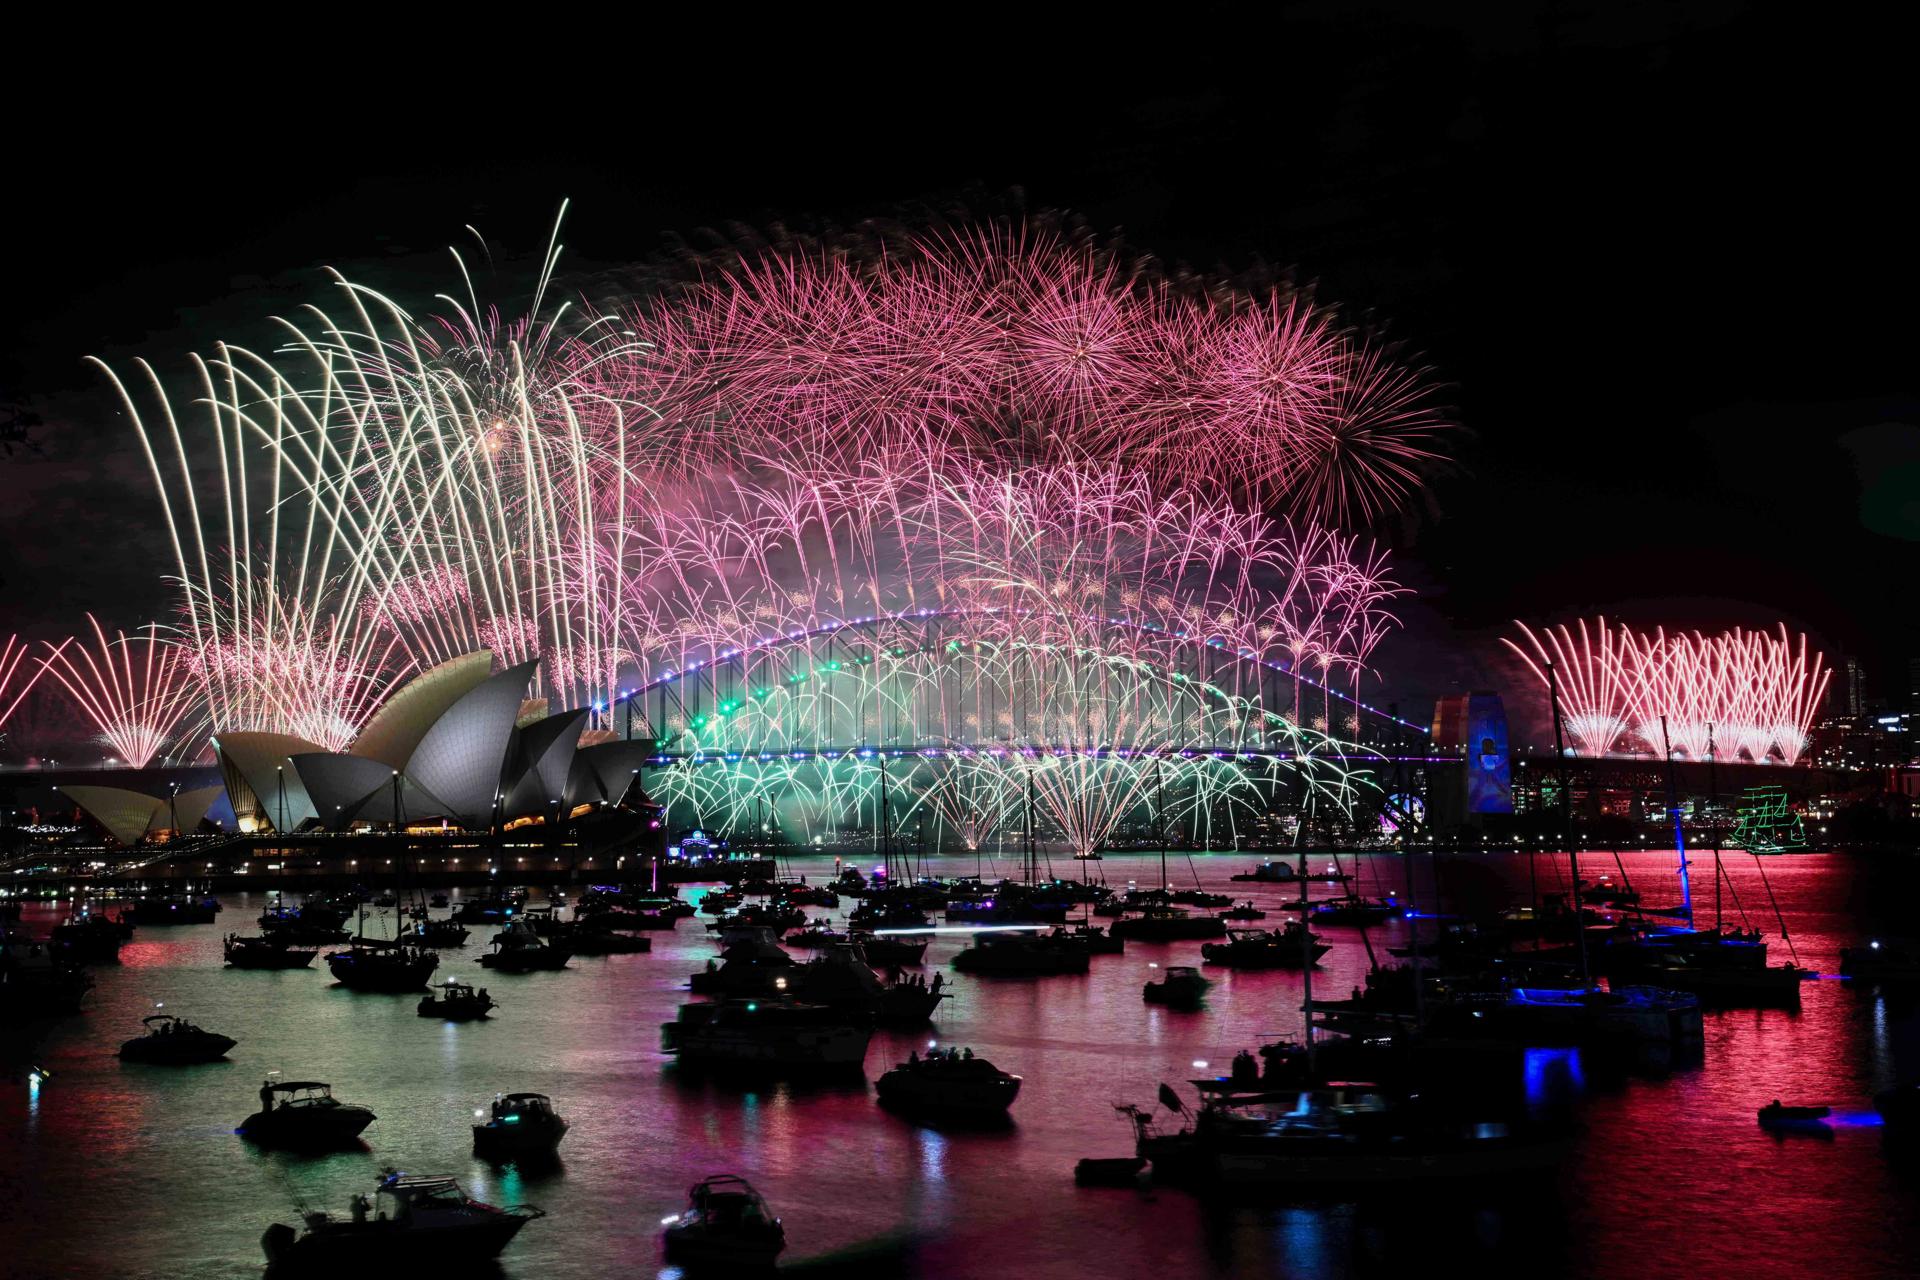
[53,652,659,849]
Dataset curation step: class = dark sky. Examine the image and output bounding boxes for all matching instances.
[4,2,1915,738]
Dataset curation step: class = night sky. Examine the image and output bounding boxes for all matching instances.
[4,3,1915,738]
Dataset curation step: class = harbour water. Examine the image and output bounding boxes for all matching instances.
[5,849,1920,1279]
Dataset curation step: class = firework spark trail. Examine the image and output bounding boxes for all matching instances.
[1507,618,1830,763]
[0,634,46,731]
[35,617,204,768]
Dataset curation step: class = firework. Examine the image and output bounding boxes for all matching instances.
[591,223,1448,525]
[92,209,1432,842]
[1506,618,1830,763]
[36,617,203,768]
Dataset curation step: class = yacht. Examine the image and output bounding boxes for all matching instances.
[1201,923,1331,970]
[479,920,571,972]
[876,1049,1021,1117]
[952,930,1090,975]
[51,910,128,963]
[1110,906,1227,943]
[224,934,319,969]
[1136,1082,1567,1187]
[1,937,94,1020]
[660,998,870,1072]
[261,1170,542,1269]
[326,941,439,992]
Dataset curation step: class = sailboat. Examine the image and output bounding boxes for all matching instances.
[326,776,439,993]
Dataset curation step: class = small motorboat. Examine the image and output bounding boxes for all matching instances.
[876,1048,1021,1118]
[1142,965,1211,1008]
[1757,1101,1832,1135]
[662,1174,785,1270]
[239,1079,376,1148]
[261,1169,542,1269]
[471,1091,569,1160]
[225,934,319,969]
[429,892,450,909]
[1221,901,1267,921]
[416,979,496,1021]
[119,1013,236,1063]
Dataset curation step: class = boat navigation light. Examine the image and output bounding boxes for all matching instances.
[1192,1060,1208,1069]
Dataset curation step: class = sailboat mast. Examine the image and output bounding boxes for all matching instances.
[1658,715,1694,923]
[1708,723,1721,930]
[1544,660,1589,985]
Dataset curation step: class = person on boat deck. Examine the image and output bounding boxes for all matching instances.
[1231,1050,1259,1085]
[931,973,943,993]
[259,1082,275,1113]
[350,1193,370,1225]
[962,1047,973,1060]
[909,1050,918,1064]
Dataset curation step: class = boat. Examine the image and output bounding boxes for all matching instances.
[453,892,529,924]
[261,1169,542,1270]
[1142,965,1211,1008]
[471,1091,568,1159]
[1135,1081,1568,1187]
[1308,896,1404,927]
[118,1013,236,1063]
[1063,923,1124,955]
[479,920,572,972]
[791,942,948,1025]
[1168,890,1231,909]
[1840,938,1920,983]
[399,917,470,948]
[126,894,219,925]
[876,1048,1021,1117]
[1231,861,1351,884]
[1757,1101,1832,1135]
[0,937,94,1020]
[51,910,128,963]
[1110,906,1227,942]
[1623,953,1806,1006]
[1074,1155,1146,1186]
[1875,1083,1920,1133]
[952,930,1090,975]
[1201,924,1331,970]
[1221,901,1267,921]
[416,979,496,1020]
[239,1079,376,1148]
[852,931,930,966]
[690,929,798,995]
[326,942,439,992]
[224,934,319,969]
[662,1174,785,1270]
[429,892,450,908]
[566,923,652,954]
[660,998,871,1072]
